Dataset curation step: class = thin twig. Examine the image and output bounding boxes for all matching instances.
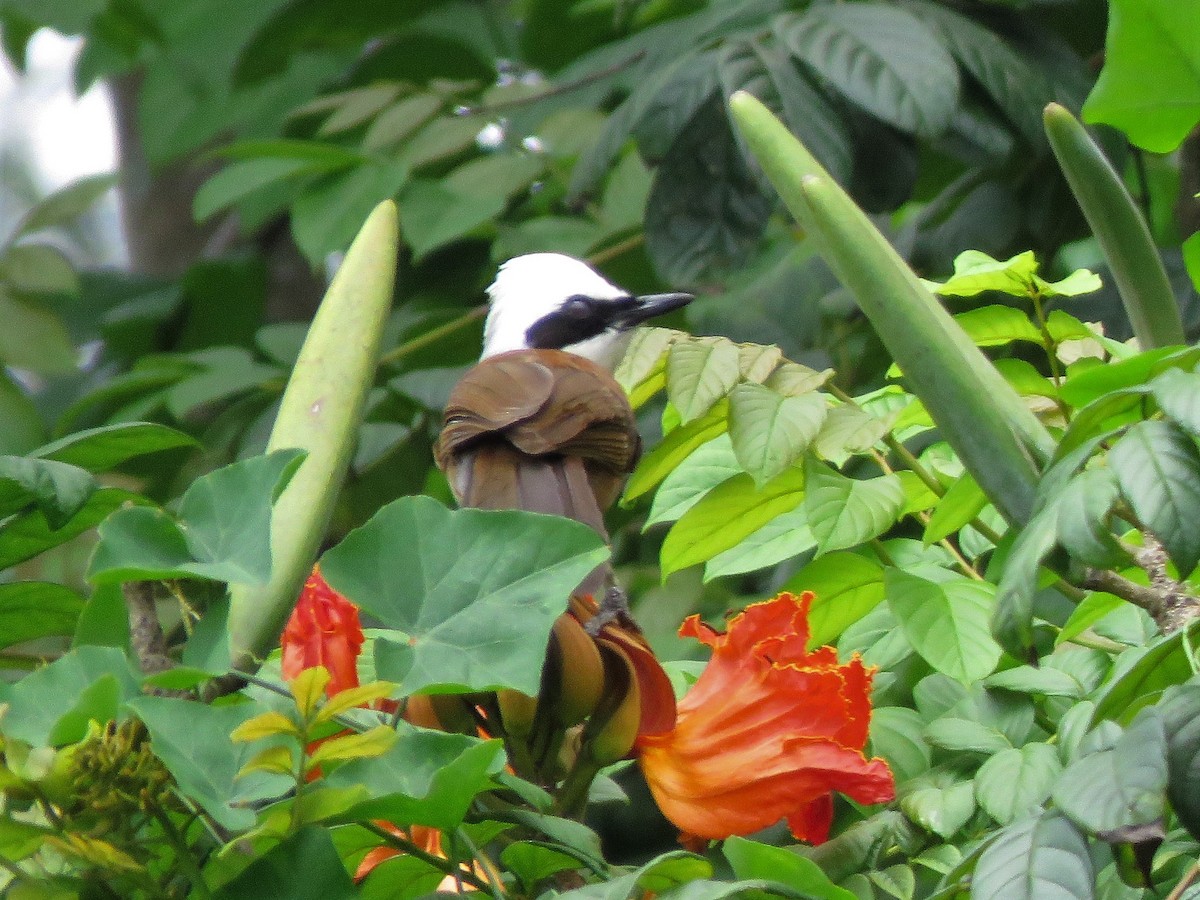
[1166,859,1200,900]
[456,51,647,117]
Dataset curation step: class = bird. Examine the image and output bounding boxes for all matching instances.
[434,253,693,619]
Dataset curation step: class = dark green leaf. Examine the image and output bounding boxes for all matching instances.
[73,583,131,651]
[15,173,116,237]
[1157,683,1200,841]
[1151,367,1200,435]
[975,744,1062,825]
[1053,708,1168,834]
[1055,466,1127,568]
[970,811,1093,899]
[993,500,1059,661]
[0,487,143,570]
[923,472,987,545]
[0,582,83,650]
[644,96,771,283]
[1093,627,1198,723]
[0,456,96,529]
[194,157,328,222]
[4,646,138,746]
[1109,420,1200,576]
[293,162,410,264]
[31,422,197,472]
[870,707,932,783]
[924,718,1010,754]
[887,569,1002,684]
[320,496,608,695]
[501,843,583,890]
[327,727,505,830]
[214,826,356,900]
[779,4,959,136]
[129,696,293,831]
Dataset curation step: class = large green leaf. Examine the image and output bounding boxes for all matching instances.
[703,504,814,581]
[1109,420,1200,577]
[89,449,304,585]
[975,744,1062,825]
[319,496,608,695]
[952,306,1042,347]
[779,4,959,136]
[30,422,196,471]
[214,826,357,900]
[3,646,139,746]
[923,472,987,545]
[0,487,143,570]
[1082,0,1200,153]
[1150,367,1200,436]
[1052,708,1167,834]
[869,707,931,783]
[804,460,904,556]
[1093,627,1198,724]
[970,812,1093,900]
[194,157,332,222]
[729,383,827,486]
[129,696,294,831]
[326,727,506,829]
[661,466,805,577]
[784,552,885,647]
[887,569,1002,684]
[295,161,410,264]
[0,582,84,651]
[0,288,79,375]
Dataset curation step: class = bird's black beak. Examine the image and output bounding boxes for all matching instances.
[621,292,694,326]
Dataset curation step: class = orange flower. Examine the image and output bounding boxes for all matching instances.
[636,592,895,845]
[282,567,364,696]
[356,823,480,890]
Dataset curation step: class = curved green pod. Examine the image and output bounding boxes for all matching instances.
[1044,102,1185,349]
[728,91,1052,526]
[226,200,399,672]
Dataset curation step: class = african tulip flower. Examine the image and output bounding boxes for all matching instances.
[636,591,895,845]
[281,566,364,696]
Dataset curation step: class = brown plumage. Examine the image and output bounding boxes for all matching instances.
[434,349,640,542]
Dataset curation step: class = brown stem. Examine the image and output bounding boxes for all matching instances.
[123,581,174,677]
[1167,859,1200,900]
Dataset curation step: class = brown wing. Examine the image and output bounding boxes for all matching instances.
[435,349,641,535]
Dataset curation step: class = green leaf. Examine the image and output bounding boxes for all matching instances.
[1185,232,1200,295]
[952,305,1042,347]
[89,450,305,585]
[623,400,728,503]
[3,646,138,746]
[0,582,83,650]
[661,467,805,577]
[1052,708,1168,834]
[293,162,410,265]
[31,422,196,472]
[0,456,96,529]
[923,472,987,545]
[724,836,856,900]
[729,383,827,486]
[15,173,115,237]
[1093,627,1198,724]
[985,666,1085,698]
[1082,0,1200,153]
[703,504,814,581]
[319,496,608,695]
[0,487,143,570]
[1059,347,1198,409]
[970,812,1093,899]
[924,718,1011,754]
[396,177,504,263]
[667,340,741,425]
[501,843,583,890]
[1055,466,1127,568]
[0,288,77,375]
[362,93,443,152]
[887,569,1002,684]
[1151,367,1200,435]
[213,826,356,900]
[869,707,931,783]
[645,435,741,528]
[129,696,294,831]
[783,552,885,647]
[813,404,889,465]
[975,744,1062,825]
[900,777,975,840]
[194,157,326,222]
[317,84,403,136]
[1157,683,1200,841]
[805,460,904,556]
[1,243,79,296]
[993,491,1062,661]
[779,4,959,136]
[326,727,506,830]
[924,250,1040,298]
[1109,420,1200,577]
[1057,591,1125,647]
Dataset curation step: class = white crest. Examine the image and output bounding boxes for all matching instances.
[482,253,633,369]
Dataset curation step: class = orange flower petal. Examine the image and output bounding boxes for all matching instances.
[281,566,364,696]
[637,592,894,844]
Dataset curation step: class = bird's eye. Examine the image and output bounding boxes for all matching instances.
[562,295,593,317]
